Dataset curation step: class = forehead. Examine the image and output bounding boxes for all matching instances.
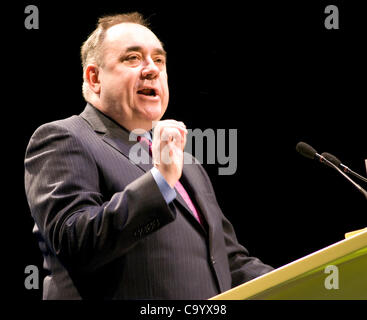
[104,23,163,52]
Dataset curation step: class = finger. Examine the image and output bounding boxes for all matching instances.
[153,124,187,144]
[154,120,187,134]
[160,127,182,143]
[159,119,186,127]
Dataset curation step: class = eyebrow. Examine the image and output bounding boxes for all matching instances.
[124,45,167,57]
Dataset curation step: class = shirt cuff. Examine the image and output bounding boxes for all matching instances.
[150,167,177,204]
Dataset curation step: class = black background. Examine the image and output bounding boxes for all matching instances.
[5,0,366,302]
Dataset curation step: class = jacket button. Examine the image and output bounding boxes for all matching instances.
[211,256,216,264]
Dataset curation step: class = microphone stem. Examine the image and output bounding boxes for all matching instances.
[318,155,367,200]
[335,168,367,198]
[348,169,367,184]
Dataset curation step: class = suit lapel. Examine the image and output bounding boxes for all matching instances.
[102,130,153,173]
[181,164,212,231]
[173,183,197,222]
[80,104,153,173]
[80,104,207,235]
[179,164,210,234]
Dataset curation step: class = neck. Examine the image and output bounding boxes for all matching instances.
[88,99,154,133]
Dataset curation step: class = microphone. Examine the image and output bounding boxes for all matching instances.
[295,142,332,167]
[296,142,367,200]
[321,152,367,183]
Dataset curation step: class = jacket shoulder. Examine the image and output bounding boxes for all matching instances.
[29,114,94,143]
[25,115,94,159]
[32,115,90,136]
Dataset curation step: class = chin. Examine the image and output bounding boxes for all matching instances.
[142,104,166,121]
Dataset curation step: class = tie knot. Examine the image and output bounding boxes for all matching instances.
[137,135,152,156]
[137,136,152,147]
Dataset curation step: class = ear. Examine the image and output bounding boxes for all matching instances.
[85,64,101,94]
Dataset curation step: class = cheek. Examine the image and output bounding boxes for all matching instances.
[161,84,169,109]
[161,76,169,97]
[112,67,136,90]
[164,86,169,105]
[115,73,137,103]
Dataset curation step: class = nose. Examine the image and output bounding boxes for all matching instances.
[141,57,160,80]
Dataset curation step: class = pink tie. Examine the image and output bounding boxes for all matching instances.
[173,180,203,224]
[138,136,203,224]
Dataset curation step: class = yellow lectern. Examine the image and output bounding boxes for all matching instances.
[210,229,367,300]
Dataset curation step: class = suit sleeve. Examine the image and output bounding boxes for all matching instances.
[221,215,274,287]
[24,122,176,274]
[196,163,274,287]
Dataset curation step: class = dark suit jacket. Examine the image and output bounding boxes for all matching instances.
[24,103,273,300]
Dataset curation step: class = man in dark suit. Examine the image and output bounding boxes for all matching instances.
[24,12,273,300]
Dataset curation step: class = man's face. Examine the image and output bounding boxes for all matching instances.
[97,23,169,131]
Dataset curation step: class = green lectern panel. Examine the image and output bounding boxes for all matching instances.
[211,230,367,300]
[249,247,367,300]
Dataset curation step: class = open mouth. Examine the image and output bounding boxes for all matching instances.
[137,88,157,97]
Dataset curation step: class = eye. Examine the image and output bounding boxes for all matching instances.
[123,53,142,66]
[126,54,140,61]
[154,56,166,65]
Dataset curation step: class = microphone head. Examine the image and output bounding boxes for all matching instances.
[321,152,341,167]
[296,142,317,160]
